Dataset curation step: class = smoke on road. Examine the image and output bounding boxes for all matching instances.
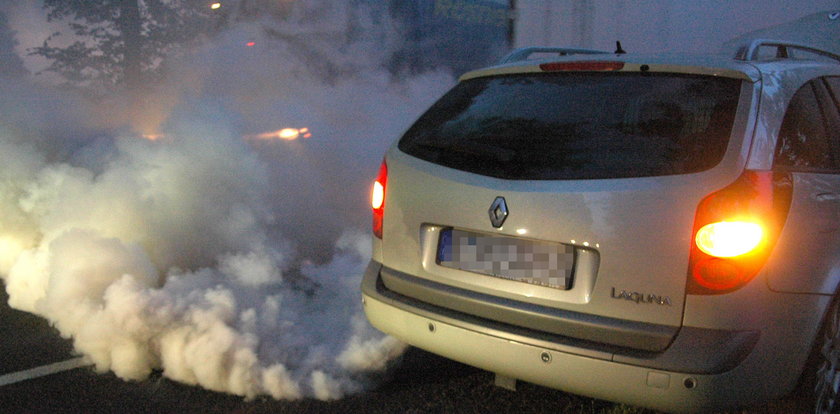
[0,1,453,400]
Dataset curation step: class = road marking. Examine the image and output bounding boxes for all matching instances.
[0,357,91,386]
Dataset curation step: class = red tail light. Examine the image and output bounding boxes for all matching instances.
[372,159,387,239]
[687,170,792,294]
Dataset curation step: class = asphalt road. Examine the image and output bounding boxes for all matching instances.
[0,284,805,414]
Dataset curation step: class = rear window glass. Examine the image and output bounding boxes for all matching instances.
[398,72,742,180]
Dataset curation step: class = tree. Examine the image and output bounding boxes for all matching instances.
[0,10,27,77]
[31,0,214,93]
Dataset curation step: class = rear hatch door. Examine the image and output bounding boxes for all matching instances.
[381,64,757,350]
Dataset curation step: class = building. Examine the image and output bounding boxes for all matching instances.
[513,0,838,54]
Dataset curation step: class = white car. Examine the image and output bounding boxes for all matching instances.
[362,19,840,414]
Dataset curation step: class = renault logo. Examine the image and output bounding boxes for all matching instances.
[488,197,508,228]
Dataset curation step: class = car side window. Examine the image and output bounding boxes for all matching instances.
[774,80,839,172]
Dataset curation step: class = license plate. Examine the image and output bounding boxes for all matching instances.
[437,228,574,289]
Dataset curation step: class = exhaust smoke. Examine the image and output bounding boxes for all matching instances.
[0,2,454,400]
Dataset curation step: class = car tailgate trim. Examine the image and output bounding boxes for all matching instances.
[380,265,677,352]
[363,262,760,374]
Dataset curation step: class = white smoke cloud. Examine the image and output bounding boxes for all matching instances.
[0,2,452,401]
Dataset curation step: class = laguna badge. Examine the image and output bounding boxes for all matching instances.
[611,287,673,306]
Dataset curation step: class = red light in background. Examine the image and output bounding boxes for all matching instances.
[244,127,312,141]
[141,134,165,141]
[246,41,256,47]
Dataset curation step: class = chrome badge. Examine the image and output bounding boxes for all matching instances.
[488,196,508,228]
[611,287,673,306]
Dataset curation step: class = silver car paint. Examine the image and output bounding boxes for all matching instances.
[365,276,829,412]
[742,61,840,294]
[379,78,757,328]
[363,54,840,412]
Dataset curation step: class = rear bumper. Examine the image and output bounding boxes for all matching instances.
[361,261,782,413]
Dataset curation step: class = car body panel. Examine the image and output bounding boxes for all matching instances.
[363,43,840,412]
[746,62,840,170]
[363,261,830,413]
[765,173,840,294]
[461,55,762,83]
[379,74,758,329]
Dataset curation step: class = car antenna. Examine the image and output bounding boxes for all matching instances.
[615,41,626,54]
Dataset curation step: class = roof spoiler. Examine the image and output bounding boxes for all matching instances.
[499,47,610,64]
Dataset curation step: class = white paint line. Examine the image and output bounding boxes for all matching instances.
[0,357,91,386]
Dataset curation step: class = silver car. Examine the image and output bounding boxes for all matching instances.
[362,30,840,412]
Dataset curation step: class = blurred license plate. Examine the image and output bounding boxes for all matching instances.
[437,229,574,290]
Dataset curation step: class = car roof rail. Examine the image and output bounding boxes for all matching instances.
[499,47,611,64]
[734,38,840,63]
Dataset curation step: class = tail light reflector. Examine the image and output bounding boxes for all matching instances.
[372,159,387,239]
[687,170,792,294]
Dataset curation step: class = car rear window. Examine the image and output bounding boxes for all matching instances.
[398,72,742,180]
